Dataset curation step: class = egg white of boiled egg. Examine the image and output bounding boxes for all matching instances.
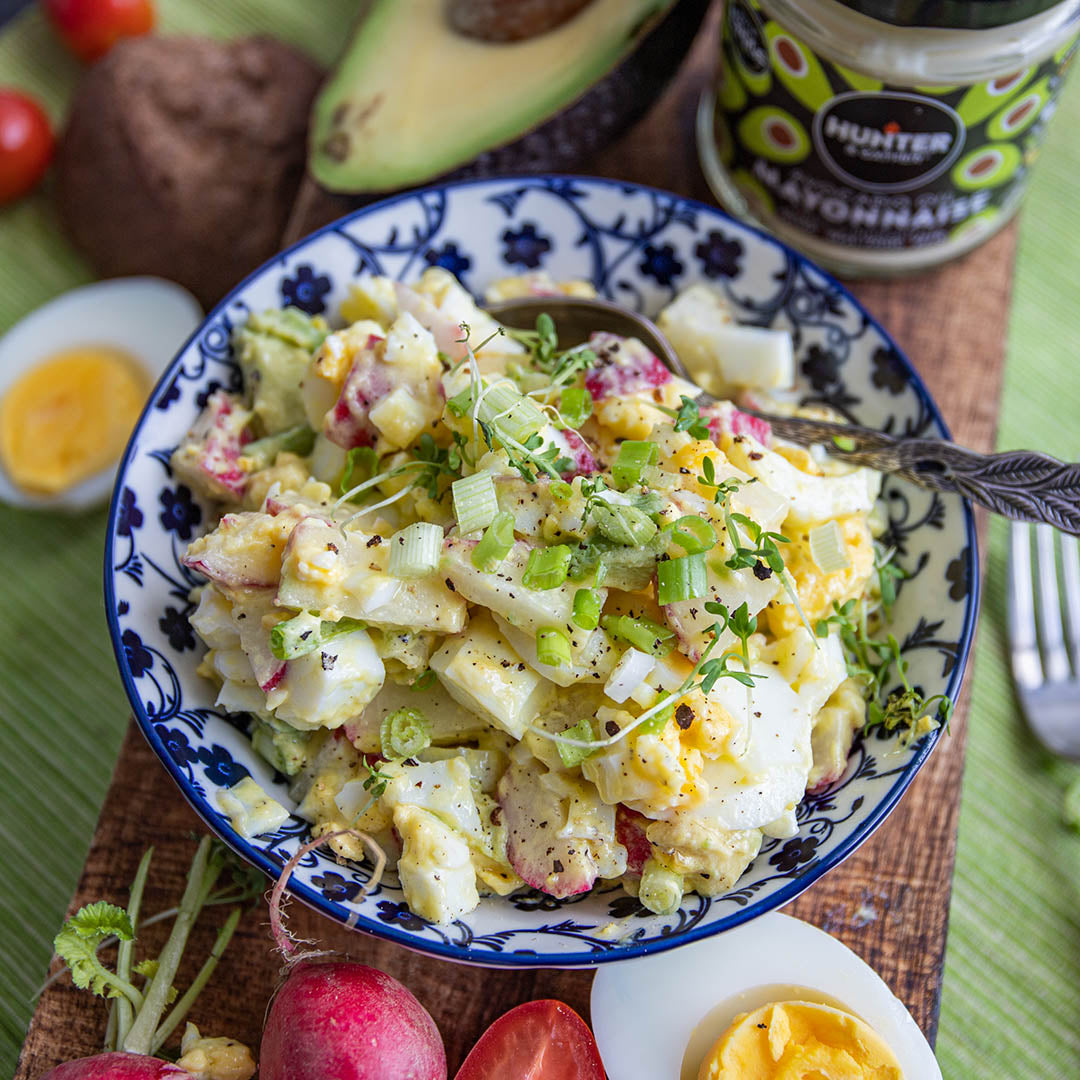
[590,912,941,1079]
[0,277,202,511]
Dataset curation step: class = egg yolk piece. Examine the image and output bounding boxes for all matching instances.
[698,1000,904,1079]
[0,347,149,494]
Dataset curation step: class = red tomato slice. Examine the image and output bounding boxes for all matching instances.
[41,0,155,63]
[455,999,606,1080]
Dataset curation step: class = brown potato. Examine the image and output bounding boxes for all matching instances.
[55,35,323,308]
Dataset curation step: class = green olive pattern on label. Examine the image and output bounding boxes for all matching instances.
[715,0,1079,252]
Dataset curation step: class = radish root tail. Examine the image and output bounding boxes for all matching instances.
[268,828,387,964]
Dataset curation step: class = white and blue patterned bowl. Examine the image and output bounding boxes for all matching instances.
[105,176,978,967]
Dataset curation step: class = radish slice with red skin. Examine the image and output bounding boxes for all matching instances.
[615,805,651,876]
[39,1052,194,1078]
[584,332,671,400]
[454,1000,605,1080]
[323,336,391,450]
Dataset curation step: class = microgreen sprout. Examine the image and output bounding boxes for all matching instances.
[658,394,711,440]
[51,838,257,1057]
[527,602,764,756]
[816,593,953,743]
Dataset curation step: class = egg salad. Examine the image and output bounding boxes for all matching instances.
[177,266,915,925]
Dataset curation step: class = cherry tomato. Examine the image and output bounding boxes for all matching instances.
[455,1000,606,1080]
[41,0,155,63]
[0,90,54,204]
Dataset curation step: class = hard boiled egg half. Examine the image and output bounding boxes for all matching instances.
[591,912,942,1079]
[0,277,201,511]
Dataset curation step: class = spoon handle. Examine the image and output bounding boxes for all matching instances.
[740,409,1080,536]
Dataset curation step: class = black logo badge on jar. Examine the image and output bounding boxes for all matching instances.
[728,0,768,76]
[812,91,966,193]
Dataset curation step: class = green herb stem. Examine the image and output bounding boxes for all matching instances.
[122,838,219,1056]
[150,906,242,1055]
[113,848,154,1051]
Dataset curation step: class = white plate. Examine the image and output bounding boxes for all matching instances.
[0,276,202,512]
[591,911,941,1079]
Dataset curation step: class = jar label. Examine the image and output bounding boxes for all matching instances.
[715,0,1079,251]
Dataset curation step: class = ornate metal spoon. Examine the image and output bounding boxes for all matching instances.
[487,296,1080,536]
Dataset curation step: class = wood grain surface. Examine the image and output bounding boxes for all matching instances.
[16,3,1014,1075]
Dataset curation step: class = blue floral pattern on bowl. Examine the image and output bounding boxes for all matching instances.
[105,176,978,968]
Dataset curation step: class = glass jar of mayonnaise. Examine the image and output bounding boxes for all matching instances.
[698,0,1080,275]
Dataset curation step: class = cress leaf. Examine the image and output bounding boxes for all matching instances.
[66,902,134,943]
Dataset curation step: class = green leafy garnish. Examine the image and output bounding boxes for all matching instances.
[51,838,256,1057]
[817,598,953,743]
[505,313,597,385]
[658,394,710,440]
[54,903,139,1003]
[361,755,395,801]
[339,446,378,497]
[874,544,906,619]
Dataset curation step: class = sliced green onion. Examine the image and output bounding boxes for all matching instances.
[411,668,436,692]
[380,707,431,759]
[559,387,593,429]
[657,552,708,606]
[590,501,658,546]
[243,423,316,471]
[270,612,367,660]
[483,382,547,443]
[536,626,572,668]
[452,471,499,535]
[472,511,515,572]
[339,445,378,496]
[636,691,673,736]
[550,480,573,501]
[639,858,684,915]
[388,521,443,578]
[669,515,717,555]
[523,545,572,590]
[573,587,602,630]
[556,717,596,767]
[809,520,850,573]
[450,380,546,445]
[612,440,660,490]
[601,614,674,658]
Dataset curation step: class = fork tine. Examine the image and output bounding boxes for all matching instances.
[1035,525,1071,682]
[1061,532,1080,669]
[1009,522,1043,688]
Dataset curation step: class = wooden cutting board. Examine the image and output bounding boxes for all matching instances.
[16,4,1014,1076]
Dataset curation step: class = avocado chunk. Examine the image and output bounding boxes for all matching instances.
[235,307,329,436]
[310,0,676,192]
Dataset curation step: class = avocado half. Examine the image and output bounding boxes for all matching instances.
[310,0,710,193]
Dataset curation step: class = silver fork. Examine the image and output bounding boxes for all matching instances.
[1008,523,1080,759]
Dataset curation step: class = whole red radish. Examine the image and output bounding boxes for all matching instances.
[260,961,447,1080]
[38,1052,192,1078]
[0,89,53,204]
[41,0,154,63]
[454,1000,605,1080]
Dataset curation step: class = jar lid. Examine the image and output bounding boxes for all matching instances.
[838,0,1071,29]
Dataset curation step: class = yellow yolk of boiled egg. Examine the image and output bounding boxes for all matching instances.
[698,1000,903,1080]
[0,346,149,495]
